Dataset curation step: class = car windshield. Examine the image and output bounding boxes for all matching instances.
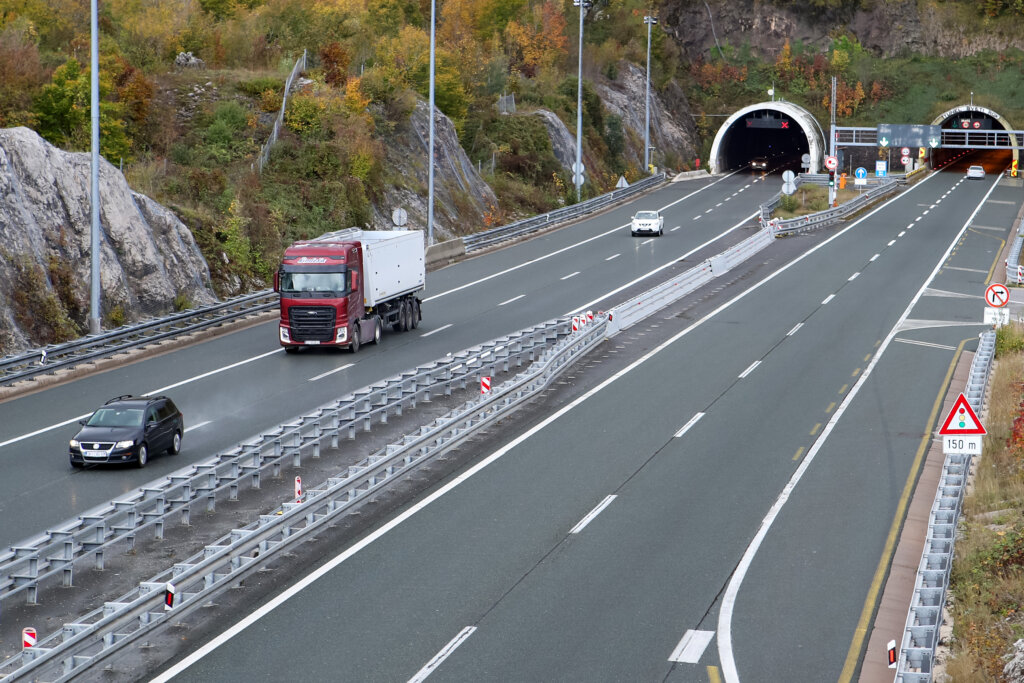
[87,407,144,428]
[635,211,659,220]
[970,166,983,171]
[279,271,347,296]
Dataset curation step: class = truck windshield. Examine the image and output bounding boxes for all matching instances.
[279,271,347,297]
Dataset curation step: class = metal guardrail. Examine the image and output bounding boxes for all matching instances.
[463,173,666,252]
[895,330,996,682]
[1005,216,1024,284]
[253,50,307,174]
[0,319,568,609]
[0,291,277,387]
[0,316,607,681]
[764,179,901,236]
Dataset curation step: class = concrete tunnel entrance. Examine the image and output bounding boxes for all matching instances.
[930,104,1017,168]
[709,102,826,175]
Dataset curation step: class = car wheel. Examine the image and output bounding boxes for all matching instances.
[350,323,361,353]
[136,443,148,468]
[410,300,420,329]
[169,430,182,455]
[372,317,383,344]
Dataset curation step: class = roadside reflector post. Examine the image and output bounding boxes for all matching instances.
[164,583,176,611]
[295,476,303,503]
[586,310,594,322]
[22,627,36,650]
[887,639,897,668]
[572,316,579,332]
[481,376,491,394]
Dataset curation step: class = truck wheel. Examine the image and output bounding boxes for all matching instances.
[411,300,420,329]
[401,301,412,332]
[350,323,360,353]
[372,317,382,344]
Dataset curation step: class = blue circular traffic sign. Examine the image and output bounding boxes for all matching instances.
[854,167,867,179]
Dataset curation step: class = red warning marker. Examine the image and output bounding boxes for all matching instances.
[887,639,897,668]
[938,393,986,435]
[22,627,36,650]
[294,476,303,503]
[481,376,491,394]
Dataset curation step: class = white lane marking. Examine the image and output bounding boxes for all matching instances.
[786,323,803,336]
[906,224,915,230]
[737,360,760,379]
[870,254,880,262]
[915,216,922,222]
[671,225,683,231]
[930,204,937,209]
[821,294,835,305]
[670,630,715,663]
[704,208,713,214]
[184,421,210,433]
[0,348,285,450]
[888,240,896,246]
[606,253,620,261]
[641,238,655,245]
[718,166,997,683]
[944,265,989,274]
[693,215,702,220]
[848,272,860,281]
[498,295,525,306]
[922,210,930,215]
[569,212,758,314]
[569,495,617,534]
[155,167,930,683]
[423,172,741,303]
[309,363,354,382]
[674,412,705,438]
[894,338,958,351]
[407,626,477,683]
[716,202,723,207]
[899,231,906,237]
[561,271,581,280]
[420,323,453,337]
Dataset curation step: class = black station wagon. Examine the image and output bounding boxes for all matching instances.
[69,395,183,468]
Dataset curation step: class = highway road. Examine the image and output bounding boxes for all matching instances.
[147,160,1020,682]
[0,171,776,551]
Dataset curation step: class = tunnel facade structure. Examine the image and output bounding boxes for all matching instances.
[708,101,826,175]
[931,104,1018,166]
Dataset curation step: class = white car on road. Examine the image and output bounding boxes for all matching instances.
[630,210,664,236]
[967,165,985,179]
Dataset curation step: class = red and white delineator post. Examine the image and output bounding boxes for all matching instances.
[295,476,303,503]
[481,376,491,394]
[22,627,36,650]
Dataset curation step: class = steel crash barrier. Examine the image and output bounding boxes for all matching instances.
[763,178,901,236]
[895,331,996,682]
[1005,215,1024,285]
[0,316,608,681]
[0,291,278,387]
[0,319,570,611]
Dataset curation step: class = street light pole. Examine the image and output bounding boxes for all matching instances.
[88,0,101,334]
[573,0,589,202]
[427,0,436,245]
[643,15,657,175]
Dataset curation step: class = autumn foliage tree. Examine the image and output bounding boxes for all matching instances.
[504,1,567,78]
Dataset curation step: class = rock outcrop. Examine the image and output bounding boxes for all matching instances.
[532,109,578,173]
[0,127,216,353]
[371,101,498,239]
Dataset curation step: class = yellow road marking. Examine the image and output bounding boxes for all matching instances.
[826,402,836,414]
[852,367,861,377]
[864,354,872,363]
[837,339,968,682]
[810,422,822,436]
[839,384,849,394]
[793,446,805,461]
[708,665,721,683]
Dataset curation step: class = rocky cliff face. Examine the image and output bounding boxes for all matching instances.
[0,127,216,354]
[661,0,1024,60]
[532,109,579,172]
[371,101,498,239]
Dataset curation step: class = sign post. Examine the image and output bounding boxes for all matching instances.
[939,393,985,455]
[984,283,1011,327]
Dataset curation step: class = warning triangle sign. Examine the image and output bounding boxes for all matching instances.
[938,393,986,435]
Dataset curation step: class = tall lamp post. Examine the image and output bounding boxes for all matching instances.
[643,15,657,175]
[427,0,436,245]
[88,0,101,334]
[572,0,590,202]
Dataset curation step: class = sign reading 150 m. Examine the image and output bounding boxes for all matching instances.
[939,393,986,455]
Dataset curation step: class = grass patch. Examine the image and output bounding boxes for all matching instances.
[771,184,862,219]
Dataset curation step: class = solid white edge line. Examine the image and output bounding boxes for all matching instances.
[309,363,354,382]
[786,323,803,337]
[407,626,477,683]
[0,348,285,450]
[184,421,210,433]
[737,360,760,379]
[821,294,835,305]
[717,169,1000,683]
[569,494,617,534]
[670,629,716,663]
[498,294,525,306]
[154,170,925,683]
[674,412,705,438]
[423,172,739,303]
[420,323,453,338]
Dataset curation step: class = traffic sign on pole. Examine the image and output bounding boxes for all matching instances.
[901,156,911,165]
[900,147,910,157]
[986,283,1009,307]
[824,156,838,170]
[939,393,985,455]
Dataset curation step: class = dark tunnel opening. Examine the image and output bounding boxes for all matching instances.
[932,111,1013,170]
[720,110,811,173]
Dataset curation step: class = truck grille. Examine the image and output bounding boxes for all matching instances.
[289,306,336,342]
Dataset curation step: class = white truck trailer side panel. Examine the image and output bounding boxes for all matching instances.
[359,230,426,308]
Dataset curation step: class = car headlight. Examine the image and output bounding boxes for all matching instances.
[115,440,135,449]
[69,439,79,448]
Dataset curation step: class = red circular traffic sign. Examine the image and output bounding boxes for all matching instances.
[901,156,911,165]
[901,147,910,157]
[986,283,1010,308]
[824,156,838,170]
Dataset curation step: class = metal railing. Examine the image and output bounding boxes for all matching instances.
[463,173,666,252]
[253,49,308,174]
[0,319,569,609]
[896,331,996,682]
[764,179,901,236]
[1005,215,1024,284]
[0,316,607,682]
[0,291,277,387]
